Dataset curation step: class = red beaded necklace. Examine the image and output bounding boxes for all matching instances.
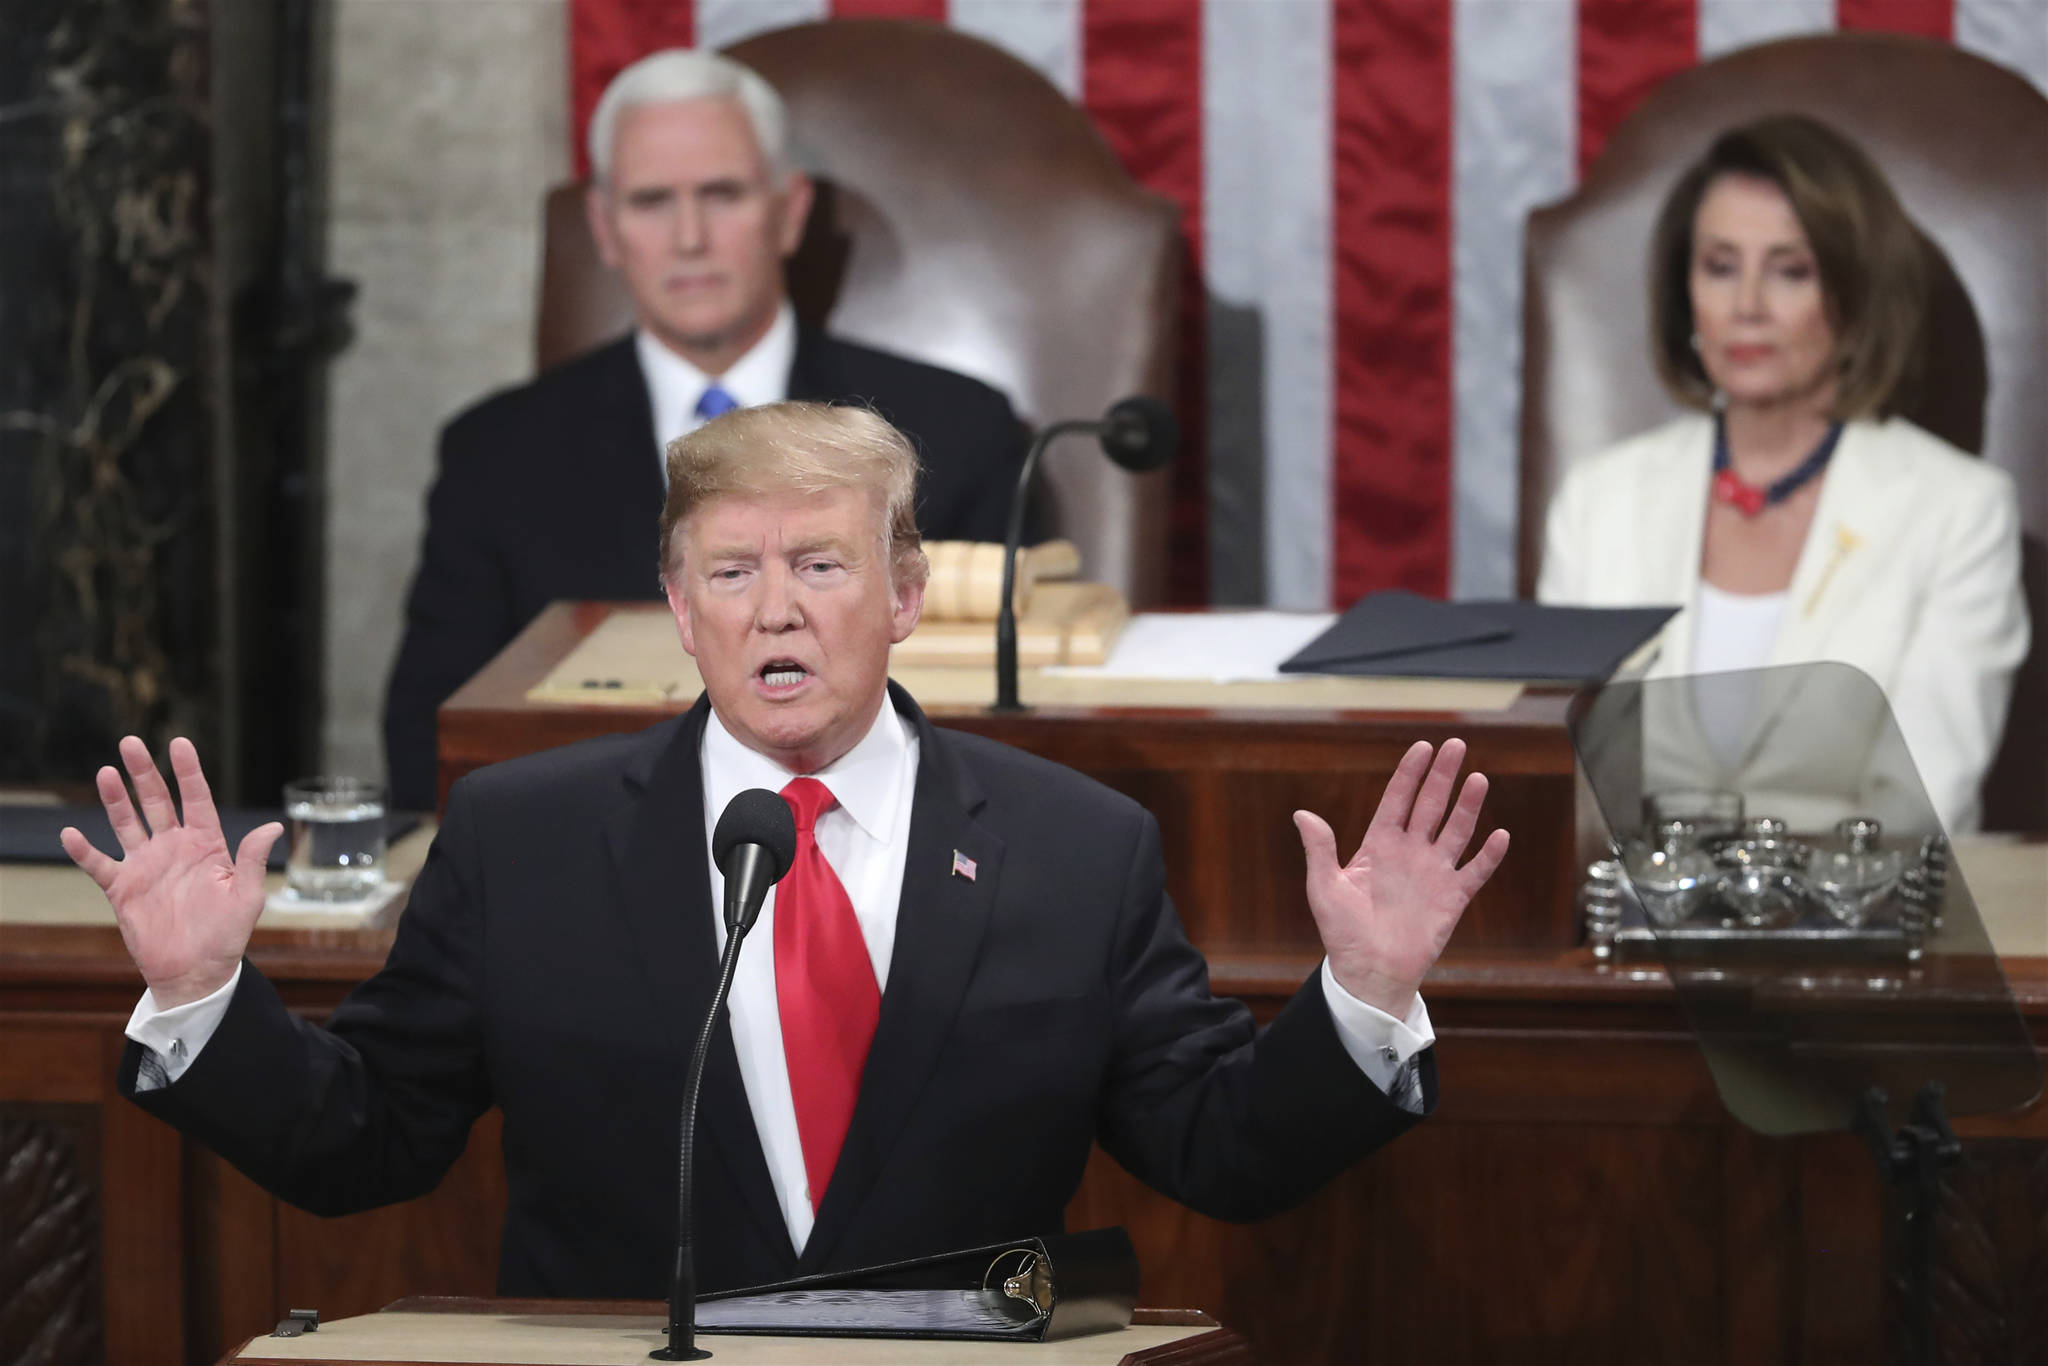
[1711,416,1843,517]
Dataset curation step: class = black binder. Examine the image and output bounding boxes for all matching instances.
[1279,591,1677,682]
[693,1227,1138,1342]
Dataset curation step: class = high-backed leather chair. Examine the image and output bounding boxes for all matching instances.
[1518,33,2048,830]
[538,19,1181,605]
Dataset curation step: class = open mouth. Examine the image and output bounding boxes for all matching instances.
[758,659,810,692]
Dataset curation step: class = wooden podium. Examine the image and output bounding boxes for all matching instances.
[223,1300,1248,1366]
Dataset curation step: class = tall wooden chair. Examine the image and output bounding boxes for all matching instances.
[537,19,1182,605]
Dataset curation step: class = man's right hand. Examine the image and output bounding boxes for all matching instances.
[61,736,282,1009]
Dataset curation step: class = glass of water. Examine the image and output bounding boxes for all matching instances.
[283,777,387,902]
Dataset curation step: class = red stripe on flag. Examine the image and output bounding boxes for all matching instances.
[1576,0,1696,179]
[568,0,695,178]
[833,0,948,19]
[1837,0,1953,39]
[1331,0,1455,604]
[1082,0,1208,604]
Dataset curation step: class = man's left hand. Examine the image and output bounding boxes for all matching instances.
[1293,738,1510,1019]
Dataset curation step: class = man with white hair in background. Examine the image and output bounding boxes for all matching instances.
[383,48,1027,812]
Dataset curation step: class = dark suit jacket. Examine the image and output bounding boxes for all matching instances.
[126,687,1431,1298]
[382,329,1028,810]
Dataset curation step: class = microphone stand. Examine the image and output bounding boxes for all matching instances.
[655,834,779,1361]
[994,420,1098,713]
[652,924,746,1361]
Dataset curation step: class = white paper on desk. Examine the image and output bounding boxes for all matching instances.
[1047,611,1338,683]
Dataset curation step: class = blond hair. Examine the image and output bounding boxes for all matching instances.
[658,401,928,589]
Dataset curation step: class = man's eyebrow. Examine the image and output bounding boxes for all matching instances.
[697,541,761,564]
[785,534,861,560]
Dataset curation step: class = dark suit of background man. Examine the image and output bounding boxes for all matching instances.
[65,398,1511,1300]
[383,47,1028,811]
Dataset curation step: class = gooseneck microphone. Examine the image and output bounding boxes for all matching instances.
[654,789,798,1361]
[994,397,1178,712]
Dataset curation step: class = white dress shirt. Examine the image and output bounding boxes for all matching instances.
[636,302,798,481]
[700,698,917,1250]
[128,696,1439,1254]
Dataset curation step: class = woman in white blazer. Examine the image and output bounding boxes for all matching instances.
[1539,116,2027,834]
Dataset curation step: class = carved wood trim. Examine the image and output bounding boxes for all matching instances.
[0,1107,103,1366]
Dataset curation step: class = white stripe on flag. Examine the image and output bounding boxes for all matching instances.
[700,0,828,53]
[1698,0,1834,59]
[950,0,1083,101]
[1955,0,2048,96]
[1202,0,1334,609]
[1450,0,1575,599]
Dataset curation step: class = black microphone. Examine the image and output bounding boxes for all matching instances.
[1095,396,1179,473]
[994,397,1179,712]
[655,789,797,1361]
[712,788,798,935]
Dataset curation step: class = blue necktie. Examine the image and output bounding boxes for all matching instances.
[695,385,739,421]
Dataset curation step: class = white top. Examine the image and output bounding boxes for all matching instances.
[1691,582,1789,678]
[127,698,1434,1254]
[1690,582,1790,767]
[699,697,920,1248]
[635,301,798,482]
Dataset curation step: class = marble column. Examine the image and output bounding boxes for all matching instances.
[0,0,221,782]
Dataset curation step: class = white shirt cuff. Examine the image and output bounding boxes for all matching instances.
[125,964,242,1090]
[1319,959,1434,1109]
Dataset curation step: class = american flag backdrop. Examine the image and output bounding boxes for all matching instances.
[569,0,2048,609]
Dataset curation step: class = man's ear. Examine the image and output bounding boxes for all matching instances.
[774,172,815,259]
[665,575,699,658]
[888,570,925,646]
[586,182,621,270]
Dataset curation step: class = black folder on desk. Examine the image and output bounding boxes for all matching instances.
[694,1226,1137,1342]
[1280,591,1677,682]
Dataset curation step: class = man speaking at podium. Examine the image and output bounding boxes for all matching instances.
[65,403,1510,1297]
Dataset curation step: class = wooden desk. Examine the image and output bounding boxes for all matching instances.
[439,603,1589,955]
[6,605,2043,1365]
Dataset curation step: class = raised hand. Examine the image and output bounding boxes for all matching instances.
[60,736,282,1009]
[1293,738,1510,1019]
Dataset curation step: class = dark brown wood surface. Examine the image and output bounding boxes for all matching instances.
[6,603,2044,1366]
[7,921,2047,1364]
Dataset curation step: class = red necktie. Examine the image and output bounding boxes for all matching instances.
[775,778,881,1213]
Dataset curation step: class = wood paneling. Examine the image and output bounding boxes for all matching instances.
[3,948,2044,1365]
[0,1106,102,1366]
[98,1030,184,1366]
[5,603,2043,1364]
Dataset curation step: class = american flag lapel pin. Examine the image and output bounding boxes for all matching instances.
[951,849,978,882]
